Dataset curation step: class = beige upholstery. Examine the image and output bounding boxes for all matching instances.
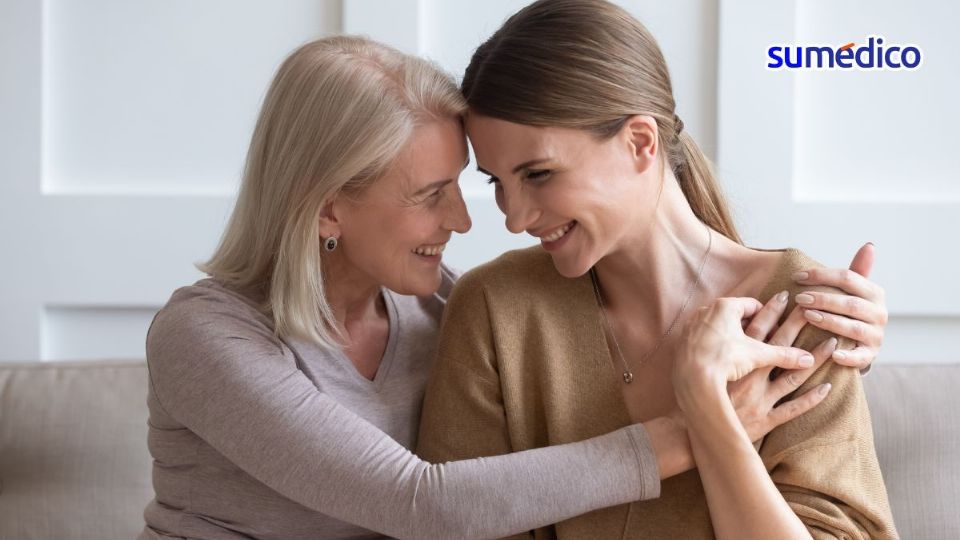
[862,364,960,539]
[0,361,152,540]
[0,360,957,539]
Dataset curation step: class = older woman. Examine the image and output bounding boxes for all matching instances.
[416,1,897,539]
[141,34,887,540]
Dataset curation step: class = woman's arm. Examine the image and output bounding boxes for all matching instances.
[415,269,831,539]
[147,289,660,540]
[675,327,838,540]
[674,295,897,539]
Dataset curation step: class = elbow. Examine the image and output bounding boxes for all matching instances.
[401,464,490,540]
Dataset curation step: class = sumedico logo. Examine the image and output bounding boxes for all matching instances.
[767,35,923,71]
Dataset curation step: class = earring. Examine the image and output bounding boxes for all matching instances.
[323,236,338,252]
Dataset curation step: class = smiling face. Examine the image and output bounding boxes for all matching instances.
[325,118,472,296]
[466,112,662,278]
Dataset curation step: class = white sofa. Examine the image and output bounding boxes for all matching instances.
[0,360,957,539]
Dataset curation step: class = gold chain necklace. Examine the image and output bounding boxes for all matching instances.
[589,224,713,384]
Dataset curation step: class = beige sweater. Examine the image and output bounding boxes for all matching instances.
[416,246,898,539]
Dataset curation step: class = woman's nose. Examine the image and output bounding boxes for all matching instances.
[445,185,472,234]
[502,189,537,234]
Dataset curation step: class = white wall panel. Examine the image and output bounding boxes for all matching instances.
[344,0,421,54]
[41,306,159,361]
[3,0,951,363]
[792,1,958,202]
[718,0,959,362]
[43,0,340,196]
[0,0,341,361]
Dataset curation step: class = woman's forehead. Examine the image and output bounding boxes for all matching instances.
[467,118,586,170]
[371,123,468,196]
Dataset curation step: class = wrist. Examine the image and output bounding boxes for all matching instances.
[674,369,727,415]
[682,392,751,447]
[644,414,693,479]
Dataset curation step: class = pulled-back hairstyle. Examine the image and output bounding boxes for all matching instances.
[461,0,741,243]
[199,36,466,348]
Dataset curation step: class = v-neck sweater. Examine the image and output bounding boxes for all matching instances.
[416,246,898,539]
[140,264,660,540]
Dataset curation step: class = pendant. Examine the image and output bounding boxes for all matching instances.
[623,371,634,384]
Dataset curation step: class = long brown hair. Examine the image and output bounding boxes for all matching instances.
[461,0,741,243]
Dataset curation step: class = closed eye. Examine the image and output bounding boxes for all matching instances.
[426,189,445,205]
[525,169,552,182]
[486,176,500,185]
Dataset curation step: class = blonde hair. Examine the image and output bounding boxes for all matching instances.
[461,0,741,243]
[199,36,466,348]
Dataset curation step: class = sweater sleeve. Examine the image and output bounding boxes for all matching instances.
[146,284,658,540]
[415,270,661,539]
[759,283,899,539]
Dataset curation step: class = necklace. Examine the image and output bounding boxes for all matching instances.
[589,224,713,384]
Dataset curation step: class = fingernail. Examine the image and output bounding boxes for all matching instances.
[833,350,847,361]
[866,241,875,247]
[777,290,789,303]
[799,354,815,367]
[818,382,832,395]
[795,293,814,305]
[804,309,824,322]
[825,337,838,352]
[793,271,810,282]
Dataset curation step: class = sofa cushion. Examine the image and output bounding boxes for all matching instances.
[0,360,151,540]
[0,360,957,539]
[863,363,960,540]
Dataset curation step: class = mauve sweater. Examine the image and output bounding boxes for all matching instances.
[139,264,660,540]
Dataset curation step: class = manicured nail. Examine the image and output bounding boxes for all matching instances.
[818,382,832,395]
[833,350,847,361]
[777,290,789,303]
[793,271,810,282]
[804,309,824,322]
[825,337,838,352]
[795,293,815,305]
[867,241,875,247]
[799,354,815,367]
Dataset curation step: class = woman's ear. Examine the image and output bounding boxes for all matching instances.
[621,115,659,174]
[318,196,341,239]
